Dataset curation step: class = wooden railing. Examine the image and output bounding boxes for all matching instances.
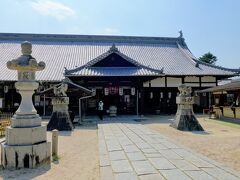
[0,113,12,136]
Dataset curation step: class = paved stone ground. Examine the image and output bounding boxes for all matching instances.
[98,117,240,180]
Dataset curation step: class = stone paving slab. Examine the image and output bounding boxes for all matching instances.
[184,170,216,180]
[98,119,240,180]
[202,167,239,180]
[100,155,111,167]
[100,166,114,180]
[149,157,176,170]
[126,152,146,161]
[139,173,165,180]
[111,160,133,173]
[131,160,158,175]
[169,159,200,171]
[114,172,138,180]
[159,169,192,180]
[109,151,126,161]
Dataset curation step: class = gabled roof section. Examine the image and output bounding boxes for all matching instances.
[65,44,164,76]
[84,44,138,67]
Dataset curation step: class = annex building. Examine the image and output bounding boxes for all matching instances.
[0,33,239,116]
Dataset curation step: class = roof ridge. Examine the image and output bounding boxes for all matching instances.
[193,59,240,73]
[0,32,185,45]
[177,43,197,67]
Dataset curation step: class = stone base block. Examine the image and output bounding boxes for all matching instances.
[6,125,47,146]
[47,111,74,131]
[11,114,41,128]
[1,141,51,169]
[171,111,204,131]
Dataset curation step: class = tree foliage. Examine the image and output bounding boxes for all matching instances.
[199,52,217,64]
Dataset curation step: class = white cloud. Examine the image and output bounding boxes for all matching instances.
[30,0,76,21]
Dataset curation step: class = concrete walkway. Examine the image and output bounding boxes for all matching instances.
[98,117,240,180]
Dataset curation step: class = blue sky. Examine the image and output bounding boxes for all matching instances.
[0,0,239,68]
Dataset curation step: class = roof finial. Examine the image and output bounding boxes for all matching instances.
[178,30,183,38]
[109,43,119,52]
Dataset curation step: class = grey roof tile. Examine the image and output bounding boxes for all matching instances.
[0,33,238,81]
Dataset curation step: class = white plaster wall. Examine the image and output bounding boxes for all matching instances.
[201,83,216,87]
[184,83,200,87]
[150,77,165,87]
[167,77,182,87]
[184,76,199,82]
[201,76,216,82]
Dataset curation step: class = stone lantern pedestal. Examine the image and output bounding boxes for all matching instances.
[47,96,74,131]
[1,42,51,169]
[171,85,204,131]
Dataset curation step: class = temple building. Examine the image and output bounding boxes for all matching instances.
[0,32,239,117]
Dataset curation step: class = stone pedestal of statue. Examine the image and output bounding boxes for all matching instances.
[47,96,74,131]
[171,85,204,131]
[1,41,51,169]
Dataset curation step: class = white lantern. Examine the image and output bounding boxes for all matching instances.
[150,92,153,99]
[168,92,171,98]
[92,88,96,96]
[4,86,8,93]
[104,88,109,96]
[160,92,163,98]
[131,87,135,95]
[119,87,123,96]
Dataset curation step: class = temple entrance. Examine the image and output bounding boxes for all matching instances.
[86,87,137,115]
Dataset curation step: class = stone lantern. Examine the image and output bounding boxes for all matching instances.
[1,41,51,169]
[171,84,204,131]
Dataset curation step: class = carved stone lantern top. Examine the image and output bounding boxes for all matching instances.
[6,41,45,81]
[6,41,45,72]
[178,84,192,97]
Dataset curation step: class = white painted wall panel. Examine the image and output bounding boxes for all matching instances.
[184,76,199,82]
[167,77,182,87]
[201,76,216,82]
[184,83,200,87]
[201,83,216,87]
[150,77,165,87]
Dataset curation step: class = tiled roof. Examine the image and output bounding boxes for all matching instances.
[0,33,238,81]
[67,67,161,76]
[199,79,240,93]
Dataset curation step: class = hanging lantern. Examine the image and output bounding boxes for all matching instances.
[119,87,123,96]
[168,92,172,98]
[92,88,96,96]
[104,88,109,96]
[160,92,163,98]
[4,86,8,93]
[131,87,135,96]
[150,92,153,99]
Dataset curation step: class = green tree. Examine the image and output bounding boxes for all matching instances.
[199,52,217,64]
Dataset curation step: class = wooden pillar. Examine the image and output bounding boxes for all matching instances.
[140,88,145,115]
[182,76,185,84]
[199,76,202,88]
[165,76,167,87]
